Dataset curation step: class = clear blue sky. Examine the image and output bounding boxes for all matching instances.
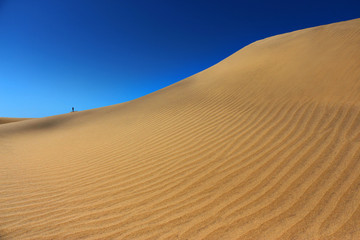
[1,0,359,117]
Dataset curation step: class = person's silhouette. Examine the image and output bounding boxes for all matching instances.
[72,107,74,112]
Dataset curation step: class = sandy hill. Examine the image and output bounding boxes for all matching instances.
[1,18,360,240]
[0,117,30,125]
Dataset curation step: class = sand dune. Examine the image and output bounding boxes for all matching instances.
[1,18,360,239]
[0,117,30,125]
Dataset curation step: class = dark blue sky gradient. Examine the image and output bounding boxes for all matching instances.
[1,0,359,117]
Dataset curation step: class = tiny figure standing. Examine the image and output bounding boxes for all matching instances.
[72,107,74,112]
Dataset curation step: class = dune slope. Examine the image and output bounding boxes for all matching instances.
[0,117,30,125]
[1,19,360,239]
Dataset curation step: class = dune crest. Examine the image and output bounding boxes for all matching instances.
[1,19,360,239]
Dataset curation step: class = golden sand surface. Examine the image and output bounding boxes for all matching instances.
[1,19,360,239]
[0,118,30,125]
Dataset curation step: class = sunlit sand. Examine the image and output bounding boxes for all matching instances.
[1,18,360,239]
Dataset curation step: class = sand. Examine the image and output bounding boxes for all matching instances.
[1,18,360,239]
[0,118,30,125]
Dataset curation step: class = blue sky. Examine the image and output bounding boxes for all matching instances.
[1,0,359,118]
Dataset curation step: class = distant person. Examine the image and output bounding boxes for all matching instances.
[72,107,74,112]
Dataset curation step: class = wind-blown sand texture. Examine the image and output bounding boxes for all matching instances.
[1,19,360,240]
